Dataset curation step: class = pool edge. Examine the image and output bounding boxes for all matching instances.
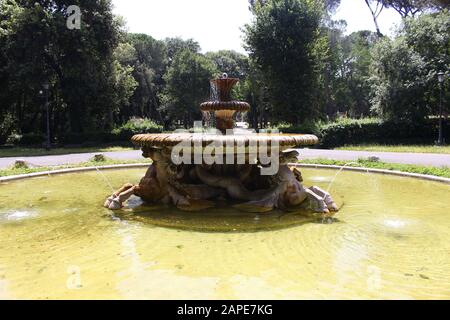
[291,163,450,185]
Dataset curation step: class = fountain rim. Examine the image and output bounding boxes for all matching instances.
[200,101,251,112]
[1,163,449,185]
[130,133,320,148]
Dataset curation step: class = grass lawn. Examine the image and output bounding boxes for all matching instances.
[1,156,448,179]
[298,158,450,179]
[335,144,450,154]
[0,145,135,158]
[0,158,151,177]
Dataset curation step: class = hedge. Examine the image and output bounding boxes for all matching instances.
[6,117,449,148]
[8,118,163,147]
[110,118,163,141]
[278,118,450,148]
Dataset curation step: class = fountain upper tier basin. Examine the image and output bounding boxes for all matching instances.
[200,100,251,112]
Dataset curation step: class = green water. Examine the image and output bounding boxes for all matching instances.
[0,168,449,299]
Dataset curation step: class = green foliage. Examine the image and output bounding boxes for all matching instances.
[319,118,384,147]
[111,60,138,115]
[276,117,450,148]
[271,121,324,135]
[298,158,450,178]
[0,146,133,158]
[369,10,449,122]
[369,37,431,121]
[0,112,16,144]
[0,158,151,178]
[159,50,218,127]
[319,22,378,118]
[111,117,163,140]
[2,157,448,179]
[381,0,447,17]
[117,33,168,122]
[205,50,249,79]
[15,133,46,146]
[336,144,450,154]
[0,0,125,138]
[0,1,448,145]
[164,37,201,61]
[320,118,449,147]
[244,0,323,124]
[91,154,107,162]
[205,50,250,100]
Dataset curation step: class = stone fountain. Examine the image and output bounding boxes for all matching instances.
[104,74,338,214]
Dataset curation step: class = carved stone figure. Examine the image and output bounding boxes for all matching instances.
[104,148,338,215]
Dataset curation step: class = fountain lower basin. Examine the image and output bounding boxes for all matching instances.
[0,167,449,299]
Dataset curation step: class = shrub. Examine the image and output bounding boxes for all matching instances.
[16,133,46,146]
[91,154,107,162]
[111,118,163,141]
[6,133,22,145]
[58,118,163,145]
[318,118,383,148]
[267,121,323,135]
[0,113,15,144]
[275,118,449,148]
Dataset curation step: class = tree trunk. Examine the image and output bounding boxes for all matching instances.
[365,0,383,37]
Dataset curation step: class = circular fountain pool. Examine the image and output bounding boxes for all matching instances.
[0,168,449,299]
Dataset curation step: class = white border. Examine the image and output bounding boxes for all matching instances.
[0,163,449,185]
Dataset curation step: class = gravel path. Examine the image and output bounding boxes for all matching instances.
[0,150,143,169]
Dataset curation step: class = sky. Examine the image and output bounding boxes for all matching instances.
[112,0,403,54]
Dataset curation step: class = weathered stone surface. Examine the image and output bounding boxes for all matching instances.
[200,101,250,112]
[131,133,319,149]
[104,75,337,214]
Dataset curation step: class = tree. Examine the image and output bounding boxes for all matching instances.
[401,10,449,71]
[159,50,218,128]
[381,0,447,17]
[110,60,138,123]
[116,34,168,122]
[369,11,449,122]
[0,0,126,141]
[370,37,430,121]
[364,0,384,37]
[324,0,341,12]
[363,0,448,37]
[249,0,341,12]
[244,0,324,124]
[344,31,378,116]
[164,37,201,63]
[205,50,249,79]
[318,17,377,118]
[0,0,22,142]
[205,50,250,101]
[241,60,272,129]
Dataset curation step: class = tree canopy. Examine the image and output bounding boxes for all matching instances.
[244,0,324,124]
[370,10,449,122]
[159,50,218,128]
[0,0,448,145]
